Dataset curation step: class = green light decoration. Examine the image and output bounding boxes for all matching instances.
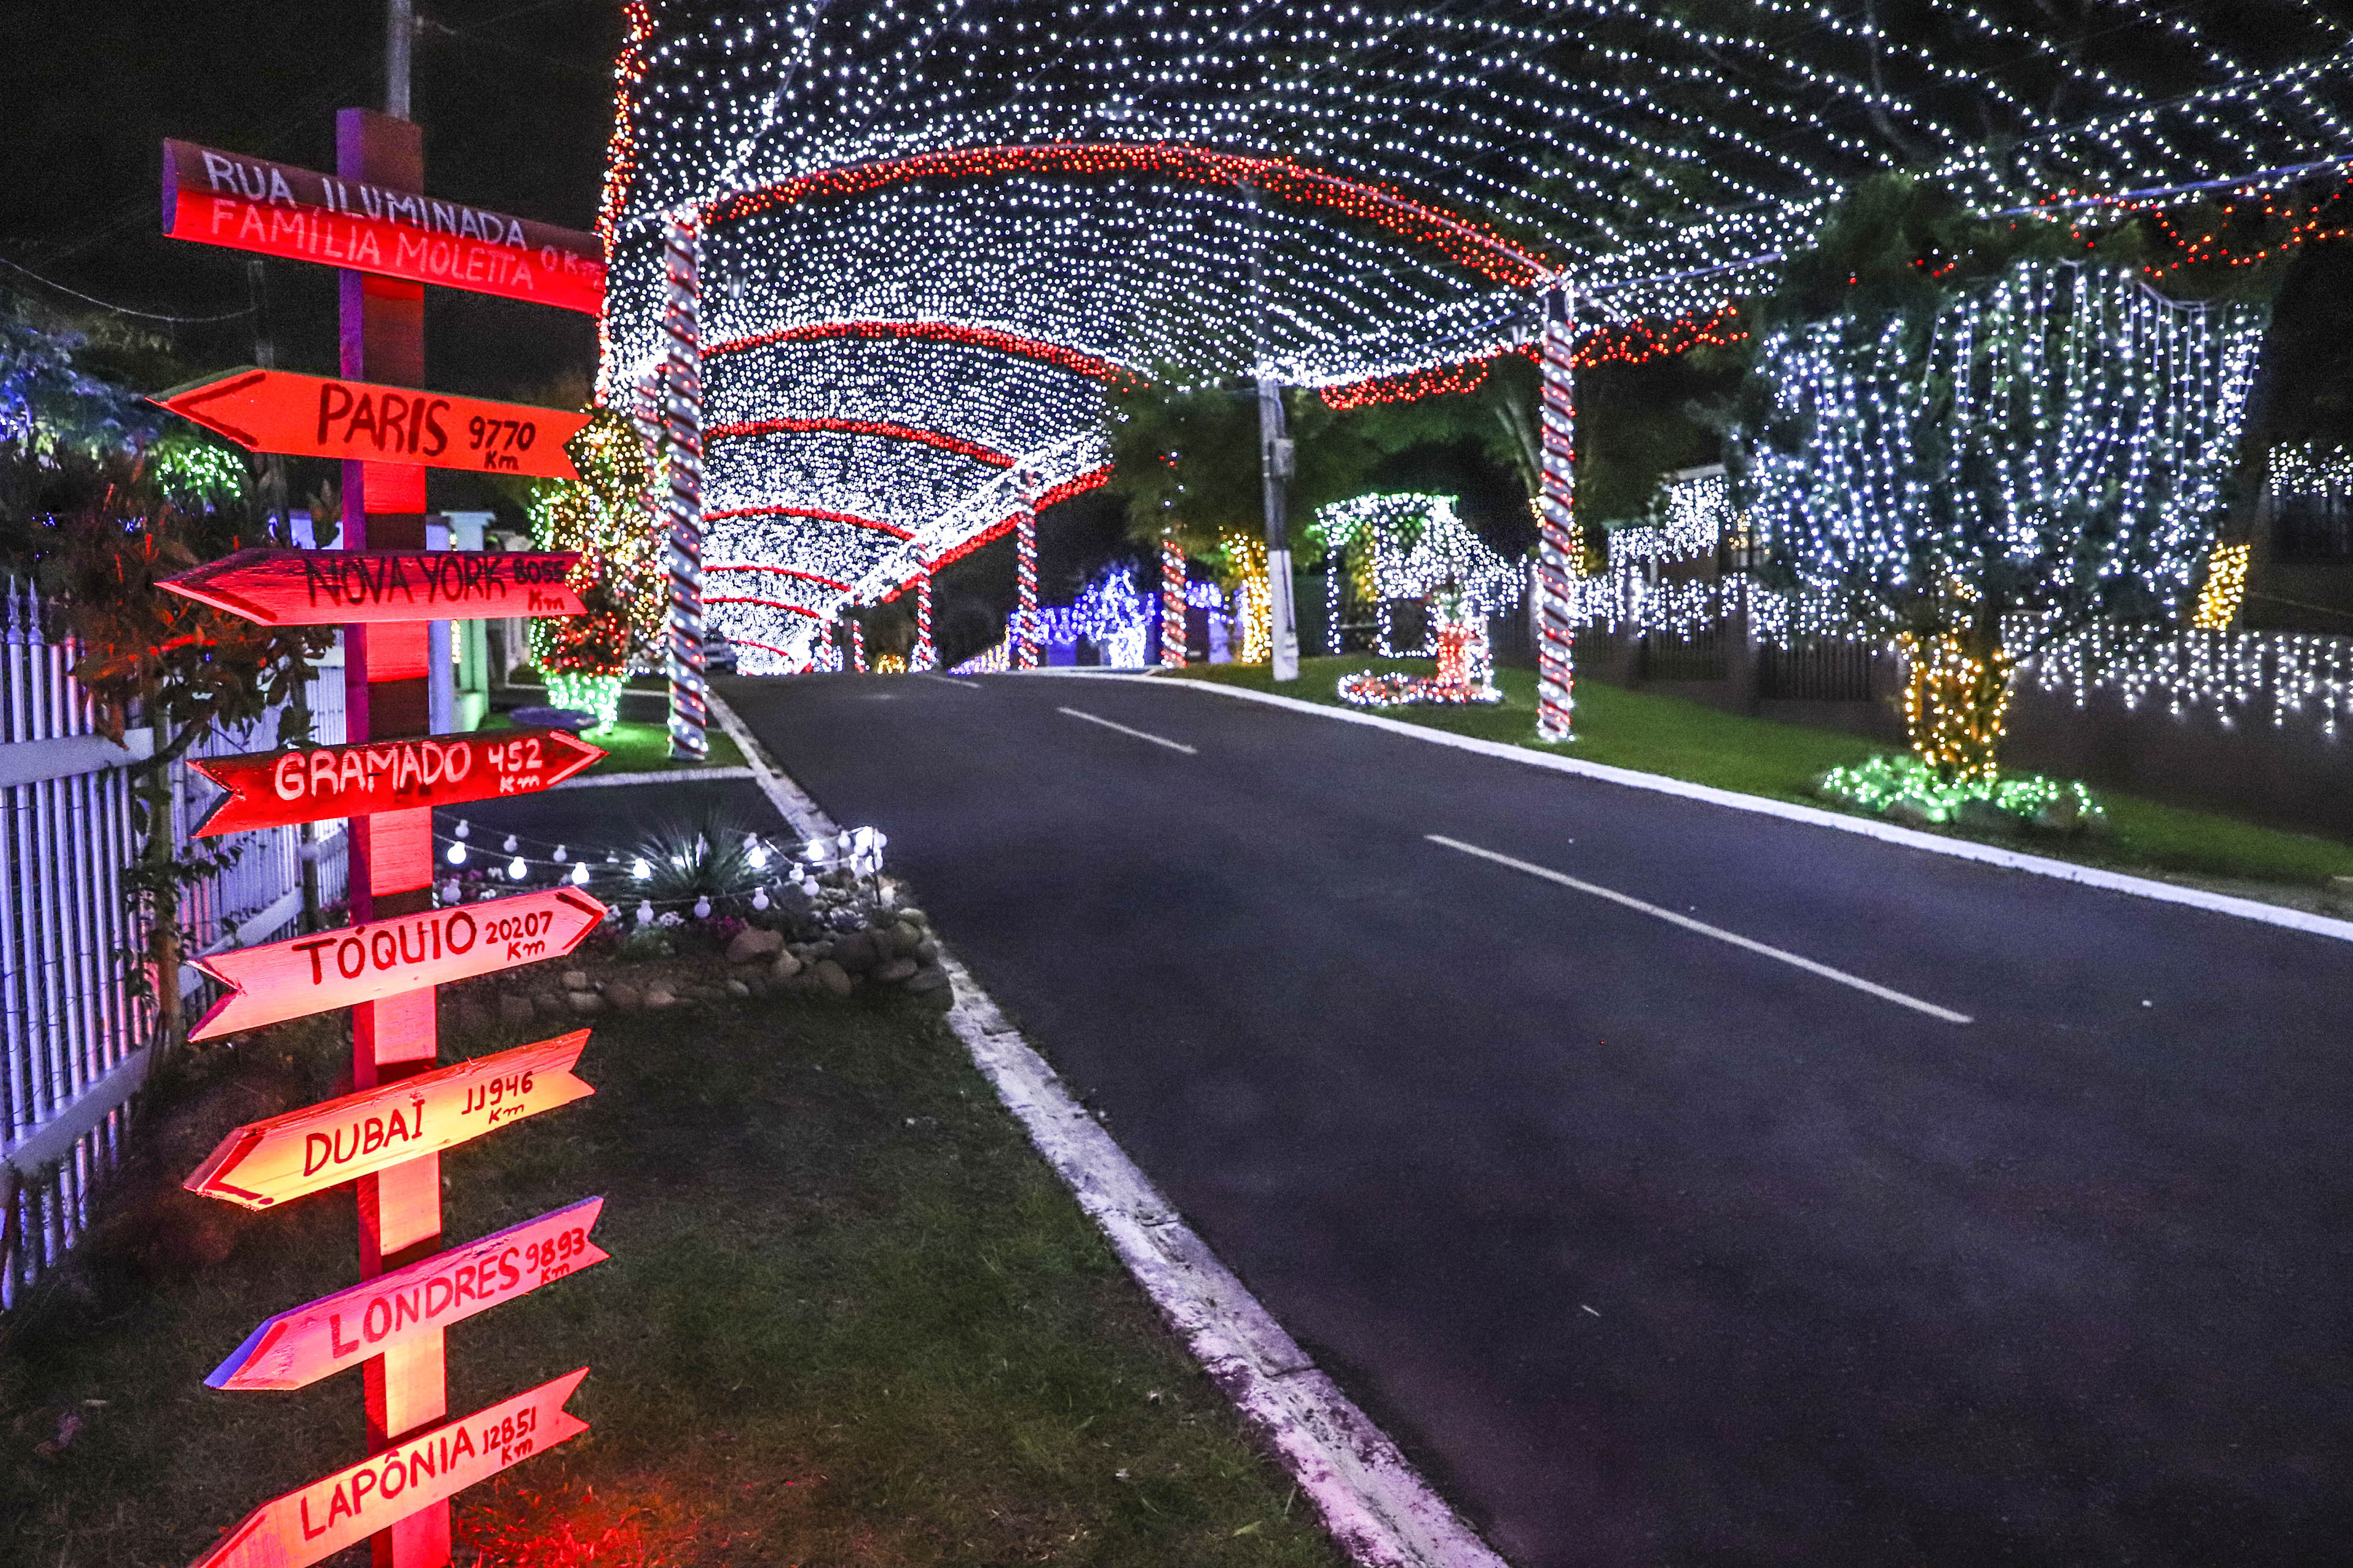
[149,433,251,506]
[543,670,625,731]
[527,406,667,730]
[1818,753,2104,835]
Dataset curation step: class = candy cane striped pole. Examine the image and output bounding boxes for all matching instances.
[1014,471,1040,670]
[1535,281,1579,743]
[1159,538,1188,666]
[912,556,936,670]
[661,211,709,760]
[848,612,868,673]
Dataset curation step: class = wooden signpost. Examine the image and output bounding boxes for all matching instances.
[191,728,605,836]
[161,546,586,626]
[157,368,593,480]
[208,1199,606,1392]
[162,139,604,313]
[188,1370,592,1568]
[186,889,605,1040]
[161,92,615,1568]
[184,1033,595,1207]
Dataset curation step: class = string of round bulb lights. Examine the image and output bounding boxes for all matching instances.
[595,1,2353,672]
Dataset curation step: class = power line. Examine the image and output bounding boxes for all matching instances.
[0,255,252,324]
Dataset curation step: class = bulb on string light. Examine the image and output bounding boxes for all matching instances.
[571,861,592,886]
[752,887,771,910]
[694,896,713,919]
[446,841,468,865]
[509,855,529,879]
[455,819,470,840]
[632,857,651,880]
[503,835,519,853]
[554,845,569,863]
[636,900,654,926]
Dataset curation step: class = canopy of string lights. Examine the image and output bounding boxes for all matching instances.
[595,0,2353,671]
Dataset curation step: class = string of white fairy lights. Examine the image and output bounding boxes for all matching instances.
[595,1,2353,672]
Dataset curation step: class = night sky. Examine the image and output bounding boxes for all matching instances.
[1,1,620,506]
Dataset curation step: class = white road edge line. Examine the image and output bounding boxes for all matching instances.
[706,686,1507,1568]
[1056,705,1198,754]
[1014,667,2353,948]
[1429,834,1973,1025]
[920,673,983,691]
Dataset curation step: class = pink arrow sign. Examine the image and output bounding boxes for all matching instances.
[188,1369,589,1568]
[183,1033,592,1210]
[208,1197,606,1390]
[188,889,607,1042]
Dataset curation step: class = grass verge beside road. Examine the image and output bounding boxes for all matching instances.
[1168,655,2353,895]
[0,993,1341,1567]
[477,715,747,776]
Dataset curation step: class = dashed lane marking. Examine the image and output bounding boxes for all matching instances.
[1428,833,1974,1025]
[1057,706,1198,755]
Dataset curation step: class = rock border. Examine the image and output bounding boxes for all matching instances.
[708,688,1510,1568]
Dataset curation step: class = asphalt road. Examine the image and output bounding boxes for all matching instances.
[718,669,2353,1568]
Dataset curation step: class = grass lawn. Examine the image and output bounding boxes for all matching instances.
[1168,655,2353,893]
[0,993,1342,1567]
[475,715,747,776]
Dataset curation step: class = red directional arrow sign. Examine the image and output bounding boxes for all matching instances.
[157,368,591,480]
[161,546,585,626]
[188,1369,589,1568]
[184,1032,592,1208]
[192,728,605,837]
[188,890,607,1042]
[208,1197,606,1390]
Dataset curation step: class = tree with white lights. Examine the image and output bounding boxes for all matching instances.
[1735,185,2264,783]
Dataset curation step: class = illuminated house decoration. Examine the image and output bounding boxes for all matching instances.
[595,2,2353,685]
[1316,493,1521,656]
[1036,565,1153,667]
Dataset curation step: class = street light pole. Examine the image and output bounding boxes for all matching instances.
[1258,374,1301,682]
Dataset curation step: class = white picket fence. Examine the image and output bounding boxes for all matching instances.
[0,583,349,1306]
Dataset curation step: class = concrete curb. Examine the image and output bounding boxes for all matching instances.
[1026,668,2353,948]
[706,689,1509,1568]
[552,764,757,790]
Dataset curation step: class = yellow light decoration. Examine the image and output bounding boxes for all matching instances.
[874,652,908,674]
[1219,532,1272,665]
[1898,632,2016,785]
[2192,541,2251,630]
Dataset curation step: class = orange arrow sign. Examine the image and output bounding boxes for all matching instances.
[161,546,585,626]
[156,368,590,479]
[208,1197,606,1389]
[188,1369,589,1568]
[188,890,607,1042]
[192,728,605,837]
[184,1032,592,1209]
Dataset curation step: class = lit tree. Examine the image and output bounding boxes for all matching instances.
[1735,251,2262,783]
[526,408,664,729]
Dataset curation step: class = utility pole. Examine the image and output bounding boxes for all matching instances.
[386,0,413,119]
[1248,185,1301,682]
[1258,375,1300,681]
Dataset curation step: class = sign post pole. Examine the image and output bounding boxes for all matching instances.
[334,103,451,1568]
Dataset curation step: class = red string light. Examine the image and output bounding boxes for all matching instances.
[706,319,1145,388]
[705,416,1015,468]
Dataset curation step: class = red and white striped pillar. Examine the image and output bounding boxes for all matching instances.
[335,105,448,1568]
[848,612,868,673]
[1014,472,1040,670]
[1535,281,1579,743]
[1159,538,1187,666]
[660,211,708,760]
[912,558,936,670]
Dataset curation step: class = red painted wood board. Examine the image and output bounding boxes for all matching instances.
[208,1197,606,1391]
[161,547,585,626]
[186,1368,589,1568]
[183,1032,592,1209]
[191,729,605,837]
[162,140,603,313]
[156,368,590,479]
[186,890,607,1042]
